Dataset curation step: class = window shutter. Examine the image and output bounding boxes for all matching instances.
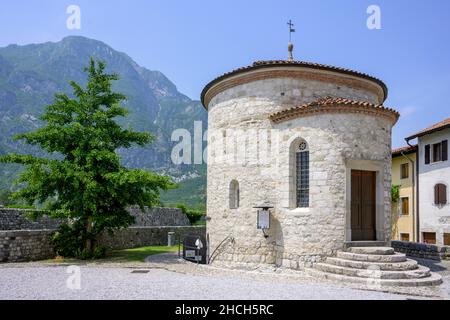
[442,140,448,162]
[435,184,440,205]
[440,184,447,204]
[425,144,430,164]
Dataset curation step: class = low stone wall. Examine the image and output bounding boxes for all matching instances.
[0,230,55,262]
[128,206,190,227]
[98,226,206,250]
[0,207,199,262]
[0,208,61,231]
[0,207,189,231]
[392,240,450,261]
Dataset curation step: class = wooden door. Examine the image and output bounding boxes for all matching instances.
[351,170,376,241]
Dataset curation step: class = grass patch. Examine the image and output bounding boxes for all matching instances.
[107,245,179,262]
[42,245,179,264]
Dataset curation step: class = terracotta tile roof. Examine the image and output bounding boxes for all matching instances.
[406,117,450,141]
[392,144,417,157]
[269,96,399,124]
[201,60,388,107]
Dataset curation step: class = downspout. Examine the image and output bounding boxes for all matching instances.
[400,151,415,242]
[406,138,419,242]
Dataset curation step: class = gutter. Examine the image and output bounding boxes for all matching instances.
[405,138,419,242]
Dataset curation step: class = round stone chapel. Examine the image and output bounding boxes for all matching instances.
[201,56,400,270]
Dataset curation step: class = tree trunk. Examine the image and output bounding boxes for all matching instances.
[85,216,93,251]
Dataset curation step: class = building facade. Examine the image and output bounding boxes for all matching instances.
[406,119,450,246]
[391,145,417,242]
[202,60,399,269]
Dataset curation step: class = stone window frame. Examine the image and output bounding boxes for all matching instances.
[295,141,310,208]
[229,180,240,209]
[285,136,311,209]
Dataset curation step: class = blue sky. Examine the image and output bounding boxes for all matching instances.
[1,0,449,148]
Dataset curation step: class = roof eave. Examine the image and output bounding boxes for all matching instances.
[405,124,450,141]
[200,61,388,109]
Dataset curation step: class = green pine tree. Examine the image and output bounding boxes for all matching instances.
[0,58,172,257]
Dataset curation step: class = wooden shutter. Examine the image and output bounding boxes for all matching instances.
[401,198,409,215]
[401,163,409,179]
[444,234,450,246]
[401,233,410,241]
[435,184,447,205]
[439,184,447,204]
[423,232,436,244]
[442,140,448,162]
[425,144,430,164]
[435,184,440,205]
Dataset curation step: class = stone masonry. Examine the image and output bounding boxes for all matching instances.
[0,230,55,262]
[202,62,397,270]
[0,207,199,262]
[392,240,450,261]
[98,226,206,250]
[0,208,61,230]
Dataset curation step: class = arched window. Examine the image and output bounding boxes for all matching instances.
[296,141,309,208]
[229,180,240,209]
[434,183,447,205]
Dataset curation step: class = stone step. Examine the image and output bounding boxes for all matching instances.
[344,241,387,249]
[337,251,407,263]
[326,257,419,271]
[305,268,443,287]
[315,263,430,280]
[347,247,395,255]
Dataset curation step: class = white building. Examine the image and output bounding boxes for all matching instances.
[406,118,450,246]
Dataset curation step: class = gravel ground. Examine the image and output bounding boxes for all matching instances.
[0,265,410,300]
[0,253,448,300]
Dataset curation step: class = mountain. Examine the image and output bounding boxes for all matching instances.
[0,36,207,207]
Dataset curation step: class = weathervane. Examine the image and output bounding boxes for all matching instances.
[287,19,295,61]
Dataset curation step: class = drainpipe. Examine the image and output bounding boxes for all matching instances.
[406,138,419,242]
[400,151,415,242]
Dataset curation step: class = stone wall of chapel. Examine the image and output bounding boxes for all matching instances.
[206,75,393,269]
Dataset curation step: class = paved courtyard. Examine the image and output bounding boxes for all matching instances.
[0,253,449,300]
[0,265,410,300]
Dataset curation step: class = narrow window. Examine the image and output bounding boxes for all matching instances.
[444,233,450,246]
[423,232,436,244]
[433,143,442,162]
[434,183,447,205]
[400,163,409,179]
[401,197,409,215]
[296,141,309,208]
[429,141,448,163]
[400,233,410,242]
[229,180,239,209]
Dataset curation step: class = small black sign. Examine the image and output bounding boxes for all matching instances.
[183,234,207,264]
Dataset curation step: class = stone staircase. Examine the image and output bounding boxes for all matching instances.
[307,247,442,287]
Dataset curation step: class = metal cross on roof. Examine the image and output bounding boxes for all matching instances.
[287,19,295,42]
